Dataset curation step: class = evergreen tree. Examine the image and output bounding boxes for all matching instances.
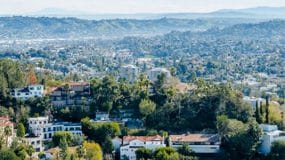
[255,101,261,124]
[16,123,25,138]
[59,138,68,160]
[260,101,263,115]
[4,126,12,147]
[266,96,270,123]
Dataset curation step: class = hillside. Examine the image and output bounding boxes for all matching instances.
[0,16,263,39]
[115,20,285,57]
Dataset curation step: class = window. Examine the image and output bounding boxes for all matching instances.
[30,87,34,90]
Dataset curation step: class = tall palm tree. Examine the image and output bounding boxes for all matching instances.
[4,126,12,147]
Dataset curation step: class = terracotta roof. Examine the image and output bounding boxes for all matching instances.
[123,135,164,143]
[0,116,13,127]
[169,134,220,143]
[0,116,10,121]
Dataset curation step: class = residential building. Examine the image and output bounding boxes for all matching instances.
[95,112,110,121]
[49,82,91,107]
[120,135,165,160]
[28,116,82,140]
[42,122,82,140]
[169,134,221,154]
[28,116,49,137]
[22,136,44,152]
[148,67,171,82]
[259,124,285,155]
[120,65,139,83]
[243,96,265,110]
[10,84,44,100]
[0,116,14,147]
[112,137,122,152]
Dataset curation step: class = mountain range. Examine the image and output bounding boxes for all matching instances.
[17,7,285,20]
[0,16,264,39]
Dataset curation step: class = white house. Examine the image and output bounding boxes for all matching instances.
[169,134,221,154]
[120,135,165,160]
[243,96,264,110]
[27,116,82,152]
[112,137,122,152]
[22,136,44,152]
[28,117,49,137]
[11,84,44,100]
[95,112,110,121]
[42,122,82,140]
[120,65,139,83]
[259,124,285,155]
[148,67,171,82]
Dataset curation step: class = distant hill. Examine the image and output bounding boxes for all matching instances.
[115,20,285,57]
[0,16,262,39]
[21,7,285,20]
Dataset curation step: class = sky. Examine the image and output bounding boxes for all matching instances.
[0,0,285,14]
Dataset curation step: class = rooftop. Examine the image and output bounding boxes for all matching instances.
[123,135,164,143]
[169,134,220,143]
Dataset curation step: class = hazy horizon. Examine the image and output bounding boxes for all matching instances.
[1,0,285,15]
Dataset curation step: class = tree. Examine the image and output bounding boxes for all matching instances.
[16,123,25,138]
[177,143,194,157]
[153,147,180,160]
[38,152,46,160]
[4,126,12,147]
[76,145,86,160]
[270,140,285,159]
[260,101,263,115]
[139,99,156,119]
[14,144,28,160]
[0,135,5,150]
[26,65,37,85]
[91,76,120,113]
[59,137,68,160]
[219,118,262,160]
[26,145,35,160]
[83,141,103,160]
[0,150,20,160]
[52,131,72,147]
[102,136,114,154]
[170,67,176,76]
[266,96,270,123]
[255,102,262,124]
[81,118,120,146]
[136,147,153,160]
[0,59,25,97]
